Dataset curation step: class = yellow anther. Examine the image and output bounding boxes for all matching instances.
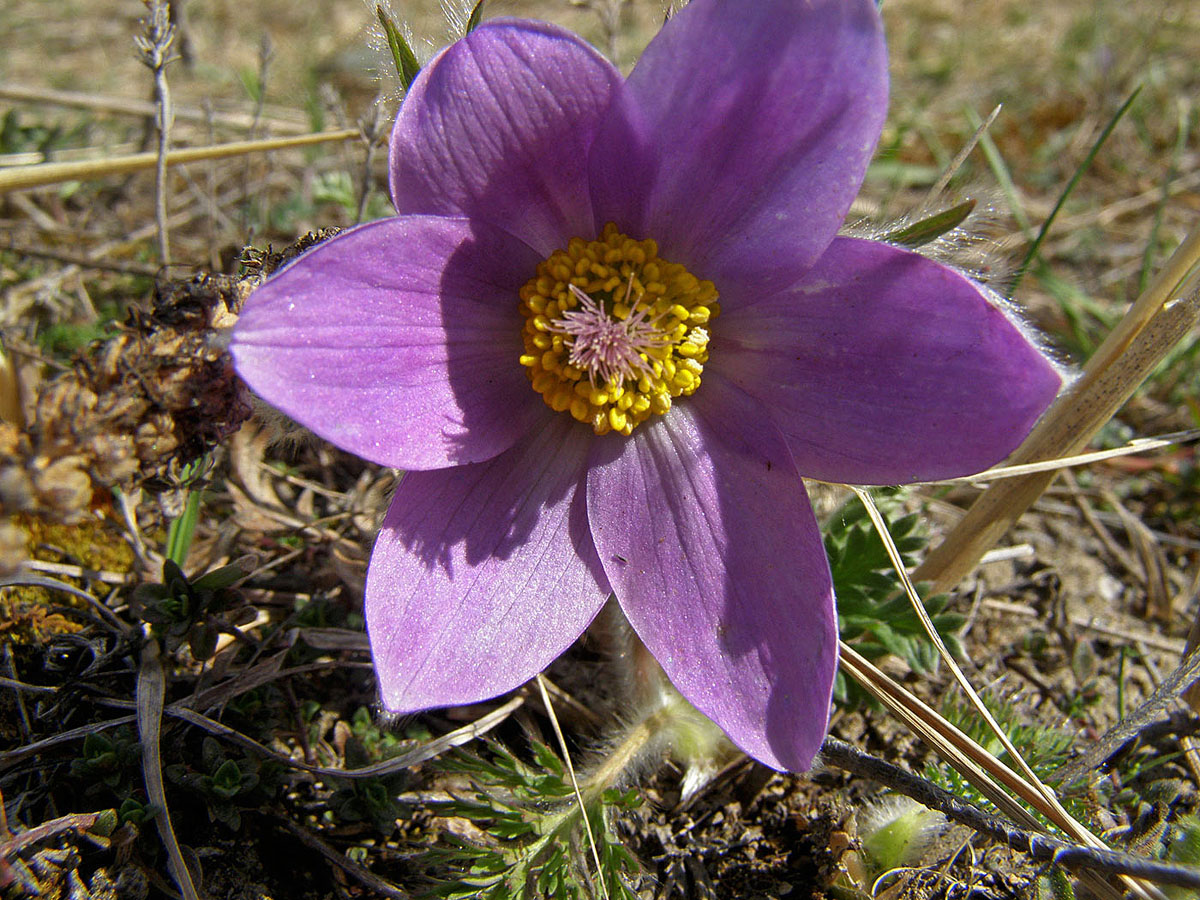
[518,223,719,436]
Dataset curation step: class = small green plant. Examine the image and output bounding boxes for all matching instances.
[130,559,249,659]
[312,171,391,222]
[923,691,1086,823]
[69,729,142,794]
[328,773,410,836]
[164,738,278,831]
[424,741,641,899]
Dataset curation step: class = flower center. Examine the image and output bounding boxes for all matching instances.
[518,224,720,436]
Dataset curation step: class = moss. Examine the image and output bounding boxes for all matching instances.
[0,514,133,646]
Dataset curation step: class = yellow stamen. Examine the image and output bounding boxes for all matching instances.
[518,223,720,436]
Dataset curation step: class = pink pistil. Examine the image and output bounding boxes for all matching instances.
[549,284,666,388]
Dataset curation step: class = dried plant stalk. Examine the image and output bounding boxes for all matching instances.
[0,130,359,193]
[135,0,177,266]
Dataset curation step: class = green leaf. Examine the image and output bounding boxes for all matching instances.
[165,491,201,567]
[191,563,245,592]
[377,5,421,90]
[883,199,976,247]
[466,0,486,33]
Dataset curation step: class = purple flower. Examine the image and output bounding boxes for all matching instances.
[231,0,1061,771]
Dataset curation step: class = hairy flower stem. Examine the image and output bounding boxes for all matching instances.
[583,709,668,805]
[532,704,668,860]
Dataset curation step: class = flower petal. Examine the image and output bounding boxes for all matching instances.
[713,237,1063,485]
[231,215,545,470]
[589,0,887,298]
[389,20,621,256]
[587,375,836,771]
[367,416,610,713]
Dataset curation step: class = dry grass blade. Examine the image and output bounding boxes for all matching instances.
[1100,485,1174,620]
[536,674,608,900]
[0,716,137,769]
[924,103,1002,204]
[1,680,522,788]
[915,219,1200,594]
[837,643,1168,900]
[136,638,200,900]
[0,129,360,192]
[928,428,1200,484]
[0,82,311,133]
[157,695,525,780]
[850,488,1067,810]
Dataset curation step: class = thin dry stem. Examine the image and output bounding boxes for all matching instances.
[852,489,1065,810]
[135,0,177,266]
[925,428,1200,484]
[536,674,609,900]
[0,82,310,134]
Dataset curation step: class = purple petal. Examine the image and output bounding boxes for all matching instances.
[713,237,1063,485]
[389,20,621,256]
[589,0,887,299]
[367,416,610,713]
[587,375,836,771]
[231,215,545,470]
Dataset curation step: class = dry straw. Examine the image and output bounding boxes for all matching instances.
[0,130,361,194]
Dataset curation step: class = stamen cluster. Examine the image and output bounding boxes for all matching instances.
[519,224,720,435]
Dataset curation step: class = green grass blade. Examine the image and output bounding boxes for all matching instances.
[165,490,201,567]
[1009,85,1143,296]
[964,104,1033,239]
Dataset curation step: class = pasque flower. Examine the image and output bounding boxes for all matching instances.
[231,0,1061,770]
